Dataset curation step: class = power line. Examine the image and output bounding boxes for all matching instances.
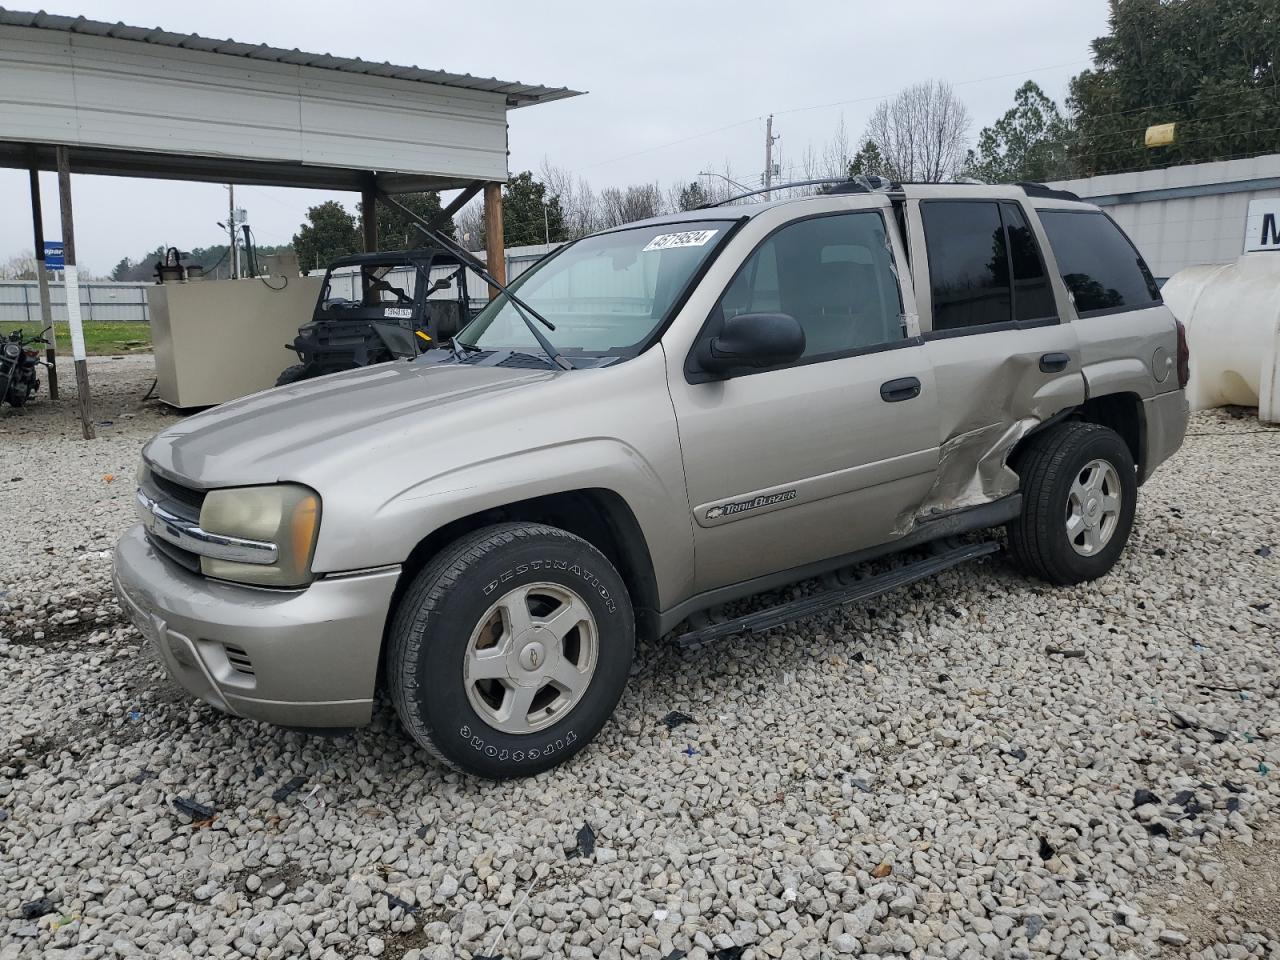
[583,57,1092,170]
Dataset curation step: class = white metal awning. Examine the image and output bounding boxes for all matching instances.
[0,8,583,191]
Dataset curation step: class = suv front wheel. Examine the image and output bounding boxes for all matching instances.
[1007,422,1138,585]
[387,522,634,779]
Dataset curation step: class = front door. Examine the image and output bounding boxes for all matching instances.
[666,209,942,594]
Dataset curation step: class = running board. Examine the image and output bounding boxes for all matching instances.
[673,540,1001,649]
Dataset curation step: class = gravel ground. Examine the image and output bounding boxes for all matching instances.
[1,355,1278,960]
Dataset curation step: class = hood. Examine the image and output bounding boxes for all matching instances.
[145,360,555,487]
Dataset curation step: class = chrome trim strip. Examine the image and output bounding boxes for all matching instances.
[136,489,278,565]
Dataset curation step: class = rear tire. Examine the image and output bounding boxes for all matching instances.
[1006,422,1137,585]
[275,363,311,386]
[387,522,634,779]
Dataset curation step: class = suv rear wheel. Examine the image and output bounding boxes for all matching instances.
[387,522,634,779]
[1007,421,1137,585]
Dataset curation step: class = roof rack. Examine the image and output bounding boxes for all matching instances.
[699,177,1083,209]
[701,175,898,209]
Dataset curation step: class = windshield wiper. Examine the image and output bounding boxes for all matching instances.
[381,192,574,371]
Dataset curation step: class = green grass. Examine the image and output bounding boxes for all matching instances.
[0,320,151,355]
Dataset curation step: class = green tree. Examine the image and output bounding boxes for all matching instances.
[109,257,133,281]
[357,191,455,250]
[497,171,567,247]
[677,180,708,210]
[847,140,887,178]
[292,201,360,274]
[964,81,1073,183]
[1068,0,1280,175]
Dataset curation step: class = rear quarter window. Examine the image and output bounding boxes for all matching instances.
[1037,209,1162,317]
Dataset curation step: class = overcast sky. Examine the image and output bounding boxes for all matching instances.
[0,0,1111,274]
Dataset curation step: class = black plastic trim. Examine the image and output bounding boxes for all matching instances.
[674,540,1001,647]
[920,316,1059,341]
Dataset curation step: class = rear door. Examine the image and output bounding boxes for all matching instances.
[904,193,1086,511]
[666,205,941,593]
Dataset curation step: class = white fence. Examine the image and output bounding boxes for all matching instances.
[0,280,150,323]
[0,245,561,325]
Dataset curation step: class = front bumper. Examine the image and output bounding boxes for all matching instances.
[112,525,400,727]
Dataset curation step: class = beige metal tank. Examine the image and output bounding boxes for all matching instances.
[149,275,322,407]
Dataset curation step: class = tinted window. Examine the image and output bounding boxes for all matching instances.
[1001,202,1056,322]
[921,201,1010,331]
[717,212,904,359]
[1038,209,1162,315]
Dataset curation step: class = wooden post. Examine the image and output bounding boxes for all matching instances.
[56,146,94,440]
[361,182,378,252]
[28,159,58,399]
[483,182,506,300]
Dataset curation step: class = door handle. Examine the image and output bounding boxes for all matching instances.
[1039,352,1071,373]
[880,376,921,403]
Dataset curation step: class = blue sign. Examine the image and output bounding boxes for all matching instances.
[43,241,64,270]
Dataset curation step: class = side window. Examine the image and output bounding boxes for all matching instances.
[716,212,904,361]
[1000,202,1056,322]
[1037,209,1162,315]
[920,201,1010,331]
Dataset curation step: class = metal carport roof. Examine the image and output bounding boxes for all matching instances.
[0,7,580,107]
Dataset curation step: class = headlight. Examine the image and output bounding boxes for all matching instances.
[198,484,321,587]
[3,343,19,358]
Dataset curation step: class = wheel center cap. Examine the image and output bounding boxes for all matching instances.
[518,640,546,672]
[1086,496,1101,520]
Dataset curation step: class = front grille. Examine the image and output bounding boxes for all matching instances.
[140,468,205,572]
[149,535,201,574]
[222,644,255,677]
[148,471,205,518]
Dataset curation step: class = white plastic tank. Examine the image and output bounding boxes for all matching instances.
[1161,252,1280,423]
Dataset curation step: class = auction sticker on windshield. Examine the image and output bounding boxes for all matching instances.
[643,230,718,252]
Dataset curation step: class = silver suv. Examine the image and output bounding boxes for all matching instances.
[114,182,1189,778]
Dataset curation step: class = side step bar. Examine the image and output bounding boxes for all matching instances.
[673,540,1001,649]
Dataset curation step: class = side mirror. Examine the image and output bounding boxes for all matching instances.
[695,313,806,377]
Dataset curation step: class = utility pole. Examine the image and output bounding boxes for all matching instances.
[227,184,238,279]
[764,115,778,200]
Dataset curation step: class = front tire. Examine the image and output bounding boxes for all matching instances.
[1006,422,1137,585]
[274,363,311,386]
[387,523,634,779]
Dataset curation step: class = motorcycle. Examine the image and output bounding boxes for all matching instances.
[0,327,51,409]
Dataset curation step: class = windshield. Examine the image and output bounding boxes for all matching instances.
[321,264,418,310]
[457,220,733,355]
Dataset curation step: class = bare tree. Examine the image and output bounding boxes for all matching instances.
[540,158,599,239]
[821,114,852,179]
[454,200,485,250]
[863,80,971,182]
[597,183,666,228]
[1,250,38,280]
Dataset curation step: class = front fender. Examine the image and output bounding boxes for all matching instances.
[315,438,695,610]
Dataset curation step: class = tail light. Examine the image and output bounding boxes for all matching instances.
[1174,318,1190,389]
